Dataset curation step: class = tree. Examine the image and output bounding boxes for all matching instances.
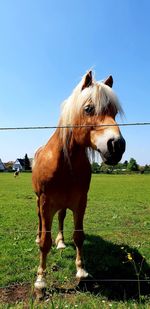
[100,162,114,173]
[122,160,128,169]
[24,154,31,171]
[91,162,100,173]
[5,161,13,171]
[144,164,150,171]
[127,158,139,172]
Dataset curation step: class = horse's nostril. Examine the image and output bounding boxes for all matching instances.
[107,137,126,154]
[114,138,126,153]
[107,138,115,153]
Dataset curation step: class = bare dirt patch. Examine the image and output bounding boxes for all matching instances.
[0,283,31,304]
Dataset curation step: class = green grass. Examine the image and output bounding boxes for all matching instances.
[0,173,150,307]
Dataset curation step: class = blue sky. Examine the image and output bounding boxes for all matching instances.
[0,0,150,164]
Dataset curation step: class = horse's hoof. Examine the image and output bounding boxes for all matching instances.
[56,240,66,250]
[34,276,47,289]
[76,269,89,279]
[35,236,40,244]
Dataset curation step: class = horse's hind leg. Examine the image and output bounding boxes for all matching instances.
[35,196,41,244]
[55,209,66,249]
[73,199,88,279]
[34,194,55,298]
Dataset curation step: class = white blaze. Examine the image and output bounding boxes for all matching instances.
[94,129,120,153]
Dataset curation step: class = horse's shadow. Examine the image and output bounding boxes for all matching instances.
[52,234,150,301]
[77,234,150,301]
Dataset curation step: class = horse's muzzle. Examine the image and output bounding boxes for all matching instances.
[101,136,126,165]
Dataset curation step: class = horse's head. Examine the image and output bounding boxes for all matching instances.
[60,71,125,165]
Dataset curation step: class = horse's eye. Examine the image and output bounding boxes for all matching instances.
[84,105,95,115]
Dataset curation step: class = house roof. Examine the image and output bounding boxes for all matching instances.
[0,158,5,170]
[15,159,25,167]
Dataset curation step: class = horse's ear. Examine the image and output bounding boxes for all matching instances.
[82,71,93,90]
[104,75,113,88]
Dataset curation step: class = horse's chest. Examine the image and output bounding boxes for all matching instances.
[53,172,90,191]
[44,170,90,210]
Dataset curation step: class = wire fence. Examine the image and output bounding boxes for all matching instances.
[0,121,150,293]
[1,120,150,235]
[1,120,150,237]
[0,121,150,131]
[1,227,150,232]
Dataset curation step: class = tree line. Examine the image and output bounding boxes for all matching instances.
[91,158,150,174]
[4,155,150,174]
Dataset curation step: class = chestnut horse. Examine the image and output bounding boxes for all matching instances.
[32,71,125,297]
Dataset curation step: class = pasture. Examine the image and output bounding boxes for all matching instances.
[0,173,150,308]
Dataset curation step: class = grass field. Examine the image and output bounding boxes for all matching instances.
[0,173,150,308]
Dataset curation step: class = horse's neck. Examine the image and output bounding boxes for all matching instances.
[47,129,89,168]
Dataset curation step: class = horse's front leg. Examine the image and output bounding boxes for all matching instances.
[34,194,55,299]
[55,209,66,249]
[73,198,89,279]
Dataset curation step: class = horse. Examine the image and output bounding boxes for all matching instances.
[32,70,126,298]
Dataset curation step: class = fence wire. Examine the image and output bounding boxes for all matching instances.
[0,227,150,233]
[0,122,150,131]
[0,278,149,289]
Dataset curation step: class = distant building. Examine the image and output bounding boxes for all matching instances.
[12,159,25,171]
[0,159,5,171]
